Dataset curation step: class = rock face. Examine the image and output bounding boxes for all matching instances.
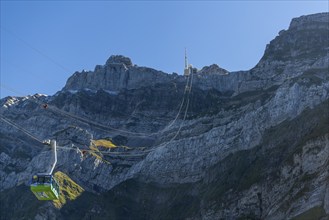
[0,13,328,220]
[63,55,176,93]
[289,12,329,30]
[106,55,133,67]
[198,64,229,75]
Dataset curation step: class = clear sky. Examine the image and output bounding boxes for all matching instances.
[1,1,328,98]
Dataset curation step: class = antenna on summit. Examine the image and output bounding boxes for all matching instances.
[184,48,190,76]
[185,48,188,69]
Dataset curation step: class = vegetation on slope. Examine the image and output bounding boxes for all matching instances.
[53,171,84,209]
[91,139,117,149]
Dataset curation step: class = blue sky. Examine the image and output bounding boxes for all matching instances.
[1,1,328,98]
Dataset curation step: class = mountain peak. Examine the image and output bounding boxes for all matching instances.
[1,13,329,220]
[105,55,133,67]
[289,12,329,30]
[198,64,229,75]
[257,12,328,65]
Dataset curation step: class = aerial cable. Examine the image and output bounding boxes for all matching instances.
[0,83,153,137]
[159,79,190,133]
[45,70,193,137]
[170,92,191,141]
[56,145,148,157]
[0,116,150,158]
[1,72,194,159]
[1,72,193,159]
[0,115,151,157]
[0,80,196,174]
[1,69,193,138]
[51,76,191,137]
[2,58,55,86]
[167,69,194,142]
[0,25,72,73]
[0,27,193,137]
[48,105,153,136]
[0,116,44,144]
[1,26,194,138]
[1,80,193,158]
[134,71,194,153]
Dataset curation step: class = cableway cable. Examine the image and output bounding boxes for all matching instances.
[1,25,193,137]
[0,71,194,157]
[0,116,44,143]
[0,116,148,158]
[1,69,193,138]
[1,25,195,154]
[0,25,72,73]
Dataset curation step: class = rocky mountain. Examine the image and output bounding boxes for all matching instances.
[1,12,328,220]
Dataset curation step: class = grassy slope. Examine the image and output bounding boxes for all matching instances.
[53,171,84,209]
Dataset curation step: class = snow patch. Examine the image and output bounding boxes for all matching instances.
[66,89,98,94]
[68,90,78,94]
[104,90,119,95]
[3,97,19,108]
[62,89,118,96]
[33,93,48,97]
[83,88,97,93]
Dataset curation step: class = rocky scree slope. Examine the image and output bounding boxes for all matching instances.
[0,12,329,220]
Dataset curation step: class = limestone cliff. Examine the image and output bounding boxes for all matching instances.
[0,12,328,220]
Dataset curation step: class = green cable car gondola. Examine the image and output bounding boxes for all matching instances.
[30,174,60,200]
[30,140,60,200]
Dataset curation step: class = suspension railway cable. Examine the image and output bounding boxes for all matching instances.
[0,116,44,143]
[0,25,72,73]
[1,27,197,203]
[1,69,192,138]
[0,116,150,158]
[1,70,193,157]
[1,68,193,157]
[169,68,194,142]
[1,26,194,156]
[1,25,193,138]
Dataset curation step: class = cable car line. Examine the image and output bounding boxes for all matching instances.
[0,116,44,143]
[1,70,193,156]
[1,27,196,201]
[1,68,194,157]
[1,26,193,137]
[165,68,194,143]
[1,73,193,201]
[0,116,151,158]
[1,67,194,161]
[1,69,193,138]
[49,74,192,137]
[57,145,149,157]
[0,25,72,73]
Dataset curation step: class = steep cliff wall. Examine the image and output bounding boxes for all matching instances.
[0,12,328,220]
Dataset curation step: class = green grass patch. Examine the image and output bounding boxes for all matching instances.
[53,171,84,209]
[91,139,117,148]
